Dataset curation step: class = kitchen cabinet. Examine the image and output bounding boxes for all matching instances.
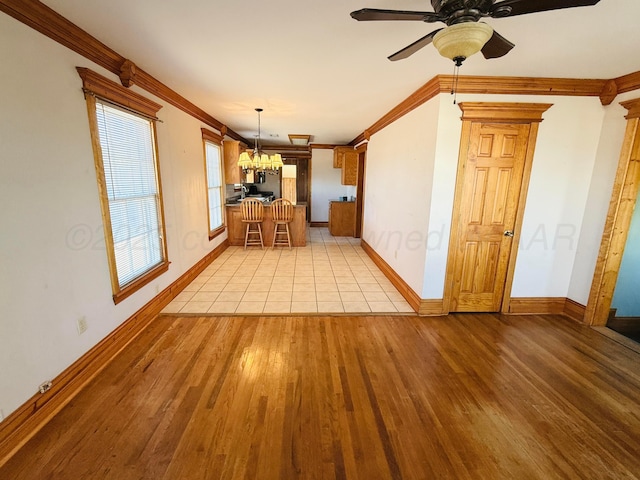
[223,140,246,184]
[333,146,353,168]
[329,201,355,236]
[341,150,358,185]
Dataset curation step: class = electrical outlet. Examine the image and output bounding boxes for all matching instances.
[38,381,52,394]
[77,316,88,335]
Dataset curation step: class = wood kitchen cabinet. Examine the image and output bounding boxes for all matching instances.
[329,201,355,236]
[333,146,349,168]
[333,146,358,185]
[223,140,246,184]
[341,151,358,186]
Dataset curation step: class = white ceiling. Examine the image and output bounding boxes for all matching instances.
[44,0,640,145]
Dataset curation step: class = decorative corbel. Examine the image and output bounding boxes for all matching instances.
[220,125,228,137]
[599,79,618,106]
[119,59,137,88]
[363,130,371,141]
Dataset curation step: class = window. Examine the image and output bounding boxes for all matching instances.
[79,68,168,304]
[202,128,225,239]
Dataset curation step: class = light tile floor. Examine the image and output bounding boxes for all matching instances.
[162,227,415,315]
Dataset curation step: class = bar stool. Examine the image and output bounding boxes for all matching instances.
[241,198,264,249]
[271,198,293,249]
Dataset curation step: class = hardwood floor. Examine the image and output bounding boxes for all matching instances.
[2,313,639,479]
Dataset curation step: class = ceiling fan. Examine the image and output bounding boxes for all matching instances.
[351,0,601,66]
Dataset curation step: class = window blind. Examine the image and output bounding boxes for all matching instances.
[205,141,223,231]
[95,101,164,287]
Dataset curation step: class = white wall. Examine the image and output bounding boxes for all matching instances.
[422,97,465,298]
[310,148,351,222]
[508,95,605,298]
[0,15,225,418]
[363,98,440,295]
[567,92,636,305]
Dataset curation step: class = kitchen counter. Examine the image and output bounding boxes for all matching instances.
[226,203,307,247]
[329,200,355,237]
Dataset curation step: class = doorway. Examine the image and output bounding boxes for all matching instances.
[608,190,640,342]
[283,156,311,221]
[443,102,552,313]
[355,144,366,238]
[586,97,640,330]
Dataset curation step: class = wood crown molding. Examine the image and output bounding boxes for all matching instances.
[615,71,640,95]
[0,239,229,468]
[350,72,640,145]
[0,0,247,143]
[458,102,553,123]
[77,67,162,118]
[310,144,342,150]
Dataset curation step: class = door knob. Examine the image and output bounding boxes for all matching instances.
[504,230,514,237]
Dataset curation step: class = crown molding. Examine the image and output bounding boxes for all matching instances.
[350,72,640,145]
[615,71,640,95]
[0,0,248,144]
[310,143,342,149]
[3,1,640,151]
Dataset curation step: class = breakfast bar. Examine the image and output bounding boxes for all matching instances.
[225,203,307,247]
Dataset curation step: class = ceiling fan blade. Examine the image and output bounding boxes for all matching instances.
[481,30,515,59]
[388,29,443,61]
[492,0,601,17]
[351,8,441,22]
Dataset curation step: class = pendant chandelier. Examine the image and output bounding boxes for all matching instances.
[237,108,284,173]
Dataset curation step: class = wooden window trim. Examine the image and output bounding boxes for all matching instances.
[77,67,162,118]
[209,225,226,241]
[201,127,223,145]
[202,133,226,240]
[79,68,169,304]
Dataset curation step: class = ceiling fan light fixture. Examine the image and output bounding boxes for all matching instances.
[433,22,493,63]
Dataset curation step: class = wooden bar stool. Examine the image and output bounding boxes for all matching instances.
[271,198,293,249]
[241,198,264,249]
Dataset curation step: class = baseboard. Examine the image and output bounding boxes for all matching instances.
[360,240,420,313]
[508,297,567,315]
[309,222,328,227]
[0,240,229,468]
[606,315,640,333]
[419,299,446,316]
[563,298,586,323]
[507,297,587,322]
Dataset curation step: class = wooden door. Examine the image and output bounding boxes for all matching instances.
[449,122,530,312]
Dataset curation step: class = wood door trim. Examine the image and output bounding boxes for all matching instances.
[443,102,551,314]
[585,98,640,326]
[355,143,367,238]
[500,121,542,313]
